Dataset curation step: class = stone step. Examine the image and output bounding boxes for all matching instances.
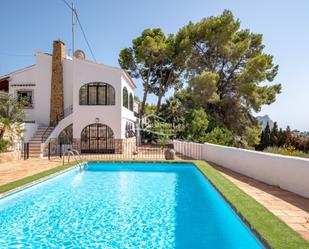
[29,146,41,149]
[29,143,41,146]
[29,149,41,152]
[30,139,43,143]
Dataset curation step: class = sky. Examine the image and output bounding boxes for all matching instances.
[1,0,308,131]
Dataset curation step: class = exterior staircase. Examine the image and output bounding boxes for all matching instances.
[28,127,54,158]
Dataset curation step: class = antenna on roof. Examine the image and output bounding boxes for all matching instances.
[71,1,75,56]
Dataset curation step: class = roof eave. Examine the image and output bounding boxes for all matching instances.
[123,71,137,89]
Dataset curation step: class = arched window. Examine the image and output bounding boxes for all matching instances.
[129,93,133,111]
[79,82,115,105]
[123,87,128,108]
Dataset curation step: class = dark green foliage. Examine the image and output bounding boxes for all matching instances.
[204,127,234,146]
[258,122,309,157]
[0,93,25,145]
[174,10,281,144]
[120,10,282,148]
[0,139,9,152]
[159,10,281,147]
[262,122,271,148]
[119,28,183,116]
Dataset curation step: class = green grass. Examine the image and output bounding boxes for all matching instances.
[0,159,308,248]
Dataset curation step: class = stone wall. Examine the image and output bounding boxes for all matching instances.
[115,137,136,155]
[42,137,137,157]
[50,40,65,126]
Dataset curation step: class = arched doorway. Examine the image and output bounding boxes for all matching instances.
[81,123,115,153]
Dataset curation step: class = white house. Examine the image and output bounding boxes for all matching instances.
[0,40,138,157]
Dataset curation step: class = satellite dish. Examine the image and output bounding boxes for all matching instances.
[74,49,85,59]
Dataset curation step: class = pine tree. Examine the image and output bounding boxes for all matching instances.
[278,128,286,147]
[270,122,279,146]
[262,122,271,149]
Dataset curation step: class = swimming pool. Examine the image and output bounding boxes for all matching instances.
[0,162,264,248]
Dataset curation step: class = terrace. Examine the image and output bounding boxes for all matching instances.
[1,141,309,248]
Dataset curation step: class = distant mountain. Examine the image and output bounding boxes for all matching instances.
[256,115,274,130]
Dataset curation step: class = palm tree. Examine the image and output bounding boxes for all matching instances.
[0,93,25,144]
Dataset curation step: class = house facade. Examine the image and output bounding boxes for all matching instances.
[0,41,137,157]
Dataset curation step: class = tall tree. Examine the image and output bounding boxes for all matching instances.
[160,96,185,129]
[278,128,286,147]
[188,108,209,142]
[175,10,281,142]
[119,28,183,117]
[262,122,271,149]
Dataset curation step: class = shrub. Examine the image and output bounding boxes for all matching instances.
[204,127,234,146]
[0,139,9,153]
[264,146,309,158]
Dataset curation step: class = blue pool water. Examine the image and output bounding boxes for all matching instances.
[0,163,264,248]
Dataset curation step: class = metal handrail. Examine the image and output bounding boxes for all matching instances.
[62,149,87,171]
[41,126,54,143]
[64,105,73,118]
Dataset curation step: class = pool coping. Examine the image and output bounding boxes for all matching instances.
[0,165,77,200]
[0,160,307,249]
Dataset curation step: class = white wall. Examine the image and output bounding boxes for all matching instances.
[47,114,73,140]
[9,66,37,122]
[72,58,123,138]
[7,50,137,141]
[63,59,73,110]
[9,54,51,126]
[9,53,74,127]
[22,123,38,142]
[121,76,136,138]
[34,53,52,126]
[174,140,309,198]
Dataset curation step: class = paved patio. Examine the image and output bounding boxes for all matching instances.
[0,158,308,241]
[215,165,309,241]
[0,158,62,186]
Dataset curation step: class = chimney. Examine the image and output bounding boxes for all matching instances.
[50,40,65,126]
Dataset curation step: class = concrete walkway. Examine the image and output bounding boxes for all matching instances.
[0,158,62,186]
[215,165,309,241]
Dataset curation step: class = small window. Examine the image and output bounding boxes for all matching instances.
[17,90,33,108]
[123,87,128,108]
